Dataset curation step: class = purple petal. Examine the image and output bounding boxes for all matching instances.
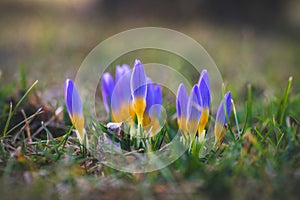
[64,79,73,114]
[225,92,232,120]
[216,92,232,124]
[199,76,210,108]
[130,59,147,100]
[111,71,132,113]
[154,85,162,105]
[101,72,115,113]
[198,69,210,89]
[176,83,188,118]
[116,64,131,82]
[145,78,155,113]
[64,79,82,117]
[187,84,202,123]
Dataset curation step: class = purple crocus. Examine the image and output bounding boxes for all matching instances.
[198,70,211,136]
[101,72,115,116]
[101,60,164,130]
[111,66,132,122]
[176,83,188,134]
[214,92,232,147]
[130,59,147,126]
[144,80,163,135]
[187,84,202,140]
[64,79,85,143]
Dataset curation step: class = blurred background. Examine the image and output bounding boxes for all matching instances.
[0,0,300,99]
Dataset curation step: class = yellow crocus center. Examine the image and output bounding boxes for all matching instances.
[71,114,85,141]
[214,122,225,148]
[151,117,162,137]
[178,117,188,136]
[132,97,146,125]
[112,102,133,123]
[143,113,151,127]
[198,108,209,138]
[188,119,199,142]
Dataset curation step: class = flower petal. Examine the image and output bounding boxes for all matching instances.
[64,79,83,117]
[176,83,188,119]
[111,71,132,122]
[131,59,147,100]
[145,78,155,113]
[187,84,202,135]
[215,92,232,125]
[64,79,85,142]
[65,79,73,115]
[214,92,232,148]
[154,85,162,105]
[198,69,210,89]
[101,72,115,113]
[198,70,210,108]
[116,64,130,82]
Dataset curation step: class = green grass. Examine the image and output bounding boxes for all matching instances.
[0,70,299,200]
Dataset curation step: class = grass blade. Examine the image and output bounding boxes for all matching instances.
[241,84,252,136]
[3,80,38,137]
[276,77,293,126]
[19,64,27,91]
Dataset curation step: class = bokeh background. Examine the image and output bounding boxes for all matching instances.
[0,0,300,99]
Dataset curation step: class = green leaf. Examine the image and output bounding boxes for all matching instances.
[276,77,293,126]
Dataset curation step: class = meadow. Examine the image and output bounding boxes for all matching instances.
[0,1,300,200]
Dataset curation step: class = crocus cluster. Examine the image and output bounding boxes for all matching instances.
[101,60,163,134]
[176,70,210,141]
[176,70,232,147]
[64,61,232,149]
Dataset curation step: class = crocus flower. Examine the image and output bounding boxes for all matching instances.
[101,72,115,118]
[101,60,163,132]
[64,79,85,143]
[187,84,202,141]
[152,84,163,129]
[198,70,211,136]
[100,64,133,122]
[214,92,232,147]
[176,83,188,134]
[130,59,147,126]
[111,67,133,122]
[145,83,163,136]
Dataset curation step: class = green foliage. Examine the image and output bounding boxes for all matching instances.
[0,77,300,199]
